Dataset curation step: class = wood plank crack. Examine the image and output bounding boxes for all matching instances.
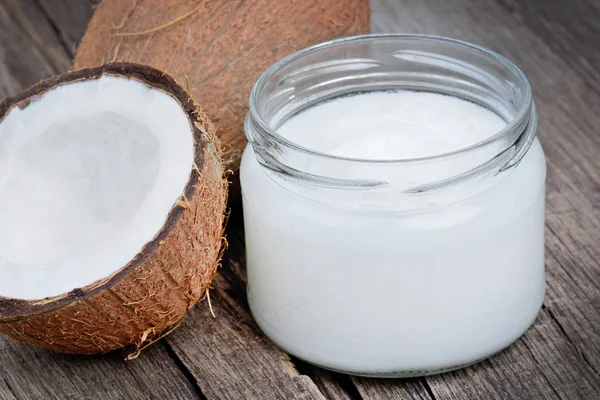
[422,379,437,400]
[163,341,208,400]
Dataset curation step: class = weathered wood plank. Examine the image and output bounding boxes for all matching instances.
[3,0,72,71]
[0,373,17,400]
[0,0,97,101]
[33,0,97,57]
[545,199,600,377]
[497,0,600,94]
[524,306,599,399]
[0,1,62,99]
[310,370,357,400]
[0,337,200,400]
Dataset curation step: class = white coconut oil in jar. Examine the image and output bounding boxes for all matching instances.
[242,35,545,377]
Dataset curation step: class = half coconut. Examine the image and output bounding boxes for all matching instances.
[0,63,227,354]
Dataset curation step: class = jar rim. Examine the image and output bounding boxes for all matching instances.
[248,33,534,165]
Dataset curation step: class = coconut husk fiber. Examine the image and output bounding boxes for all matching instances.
[0,63,228,355]
[73,0,371,183]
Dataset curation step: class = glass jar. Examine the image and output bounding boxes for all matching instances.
[241,34,545,377]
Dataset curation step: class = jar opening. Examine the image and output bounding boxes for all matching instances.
[245,34,537,195]
[248,34,534,164]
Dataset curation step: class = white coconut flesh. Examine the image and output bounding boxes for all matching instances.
[0,75,194,300]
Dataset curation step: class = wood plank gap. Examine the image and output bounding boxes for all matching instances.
[421,378,437,400]
[543,304,600,378]
[31,0,75,58]
[0,371,17,400]
[162,341,208,400]
[493,0,600,98]
[1,0,68,76]
[291,357,363,400]
[115,351,170,396]
[0,341,57,399]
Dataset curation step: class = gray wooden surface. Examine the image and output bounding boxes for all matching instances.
[0,0,599,399]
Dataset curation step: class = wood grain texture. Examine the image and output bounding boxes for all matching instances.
[498,0,600,94]
[0,372,17,400]
[0,337,199,400]
[0,0,97,99]
[33,0,97,57]
[0,0,98,100]
[0,1,66,99]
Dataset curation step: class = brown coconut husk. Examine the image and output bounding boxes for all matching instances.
[73,0,371,197]
[0,63,228,355]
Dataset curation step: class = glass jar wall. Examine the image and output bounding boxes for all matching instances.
[242,35,545,377]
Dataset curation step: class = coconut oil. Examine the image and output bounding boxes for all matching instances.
[242,35,545,377]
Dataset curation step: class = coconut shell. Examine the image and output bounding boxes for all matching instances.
[0,63,228,355]
[73,0,371,174]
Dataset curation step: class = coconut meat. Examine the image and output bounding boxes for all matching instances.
[0,75,194,300]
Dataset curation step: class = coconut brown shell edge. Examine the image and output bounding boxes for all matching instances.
[0,63,228,354]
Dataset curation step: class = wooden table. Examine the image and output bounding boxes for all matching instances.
[1,1,599,399]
